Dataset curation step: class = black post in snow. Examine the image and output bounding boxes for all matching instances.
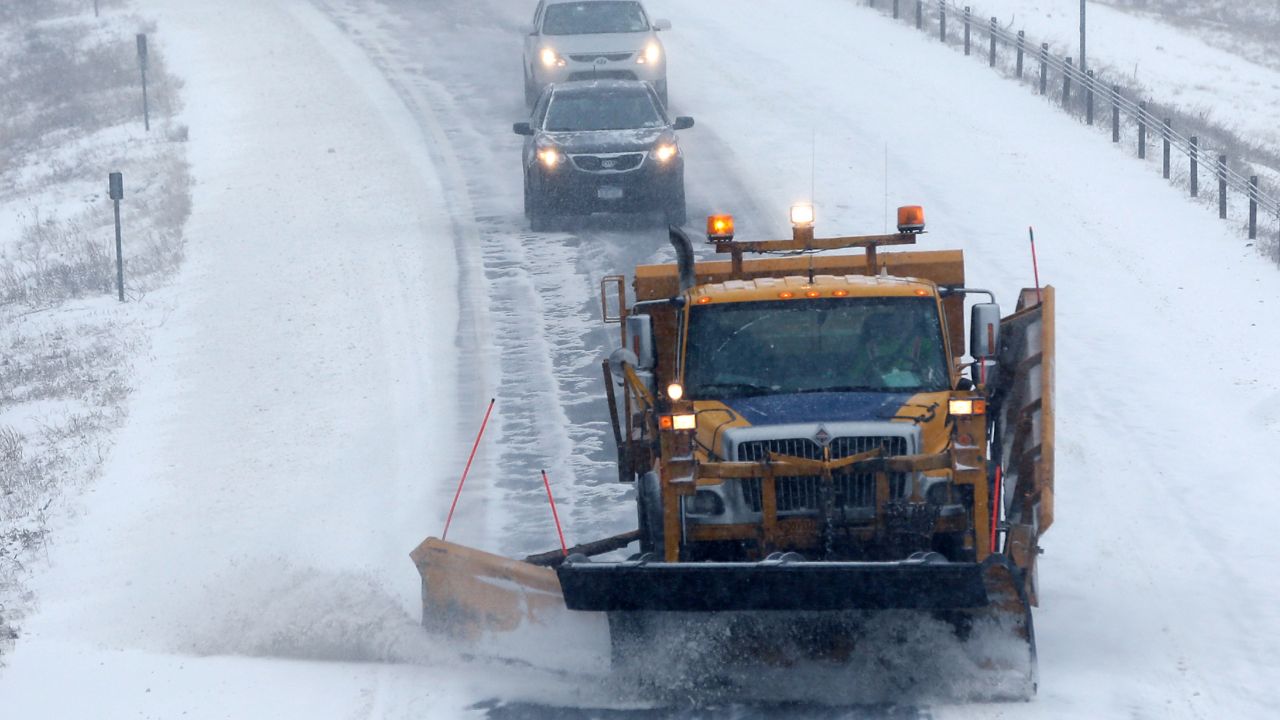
[1111,85,1120,142]
[1039,43,1048,95]
[1249,176,1259,239]
[1162,118,1171,179]
[1016,31,1025,77]
[1138,101,1147,159]
[1190,136,1199,197]
[109,173,125,302]
[1218,155,1228,219]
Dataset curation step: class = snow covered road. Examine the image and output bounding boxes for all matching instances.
[2,0,1279,717]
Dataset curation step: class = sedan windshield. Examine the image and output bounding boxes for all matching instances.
[544,90,662,131]
[684,297,950,398]
[542,2,649,35]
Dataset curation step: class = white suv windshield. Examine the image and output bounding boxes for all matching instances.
[542,2,648,35]
[544,91,662,131]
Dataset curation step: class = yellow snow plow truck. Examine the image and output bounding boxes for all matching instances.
[412,206,1055,697]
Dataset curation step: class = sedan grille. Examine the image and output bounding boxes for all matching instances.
[568,53,633,62]
[570,152,645,173]
[567,70,638,82]
[738,436,909,514]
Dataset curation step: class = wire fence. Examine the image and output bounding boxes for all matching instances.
[865,0,1280,262]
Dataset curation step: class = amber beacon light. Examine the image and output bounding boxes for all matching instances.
[897,205,926,233]
[707,214,735,241]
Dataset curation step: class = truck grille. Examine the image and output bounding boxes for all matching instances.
[738,436,909,514]
[570,152,645,172]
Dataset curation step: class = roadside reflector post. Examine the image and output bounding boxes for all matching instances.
[1138,102,1147,159]
[1111,85,1120,142]
[1085,70,1094,125]
[1162,118,1172,179]
[1015,31,1025,77]
[989,17,997,67]
[109,172,124,302]
[1189,136,1199,197]
[916,0,923,30]
[1038,43,1048,95]
[892,0,899,20]
[94,0,99,17]
[963,7,971,56]
[1218,155,1228,219]
[939,0,946,43]
[136,33,150,131]
[1249,176,1259,240]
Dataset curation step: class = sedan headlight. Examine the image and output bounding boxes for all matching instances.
[537,147,562,169]
[653,143,678,163]
[540,47,566,68]
[637,41,661,64]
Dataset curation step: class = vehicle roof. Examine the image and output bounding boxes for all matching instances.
[545,0,642,6]
[690,274,938,304]
[548,79,654,95]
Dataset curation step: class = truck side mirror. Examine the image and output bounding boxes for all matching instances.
[970,302,1001,360]
[673,116,694,130]
[513,122,534,136]
[626,314,655,370]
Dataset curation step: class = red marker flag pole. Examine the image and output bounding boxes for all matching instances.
[1029,226,1042,304]
[441,398,496,540]
[541,469,569,557]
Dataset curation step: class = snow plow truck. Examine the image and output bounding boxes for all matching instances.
[411,206,1055,697]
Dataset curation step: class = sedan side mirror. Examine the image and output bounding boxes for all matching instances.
[673,116,694,130]
[652,18,671,31]
[513,122,534,136]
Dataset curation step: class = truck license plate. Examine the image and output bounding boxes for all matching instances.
[597,186,623,200]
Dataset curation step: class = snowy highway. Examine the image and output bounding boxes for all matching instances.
[1,0,1278,717]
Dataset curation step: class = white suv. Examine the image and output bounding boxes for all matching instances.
[523,0,672,107]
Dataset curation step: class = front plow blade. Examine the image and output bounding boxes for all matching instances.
[410,537,566,638]
[557,554,995,612]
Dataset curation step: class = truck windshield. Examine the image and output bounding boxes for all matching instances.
[684,297,950,398]
[542,2,649,35]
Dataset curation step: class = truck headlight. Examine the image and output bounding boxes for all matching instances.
[653,143,677,162]
[637,42,661,64]
[537,147,562,169]
[540,47,565,68]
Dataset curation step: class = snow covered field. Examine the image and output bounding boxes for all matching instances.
[1,0,1278,717]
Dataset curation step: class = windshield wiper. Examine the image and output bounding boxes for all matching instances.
[794,385,882,393]
[694,382,775,398]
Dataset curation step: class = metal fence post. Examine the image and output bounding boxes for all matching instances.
[1085,69,1094,125]
[1016,31,1025,77]
[1039,43,1048,95]
[1111,85,1120,142]
[1189,136,1198,197]
[964,7,971,55]
[1138,101,1147,159]
[1249,176,1259,239]
[989,17,997,67]
[916,0,923,29]
[1218,155,1228,219]
[1162,118,1171,179]
[940,1,947,43]
[893,0,899,19]
[1063,57,1072,107]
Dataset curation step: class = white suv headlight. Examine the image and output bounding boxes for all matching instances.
[637,42,661,64]
[540,47,566,68]
[653,143,677,163]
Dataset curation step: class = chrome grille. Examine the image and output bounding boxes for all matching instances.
[739,436,909,514]
[570,152,644,173]
[567,70,638,82]
[569,52,633,62]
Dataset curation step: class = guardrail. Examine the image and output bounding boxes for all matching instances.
[866,0,1280,259]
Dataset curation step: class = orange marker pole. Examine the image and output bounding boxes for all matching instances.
[441,398,495,540]
[541,470,569,556]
